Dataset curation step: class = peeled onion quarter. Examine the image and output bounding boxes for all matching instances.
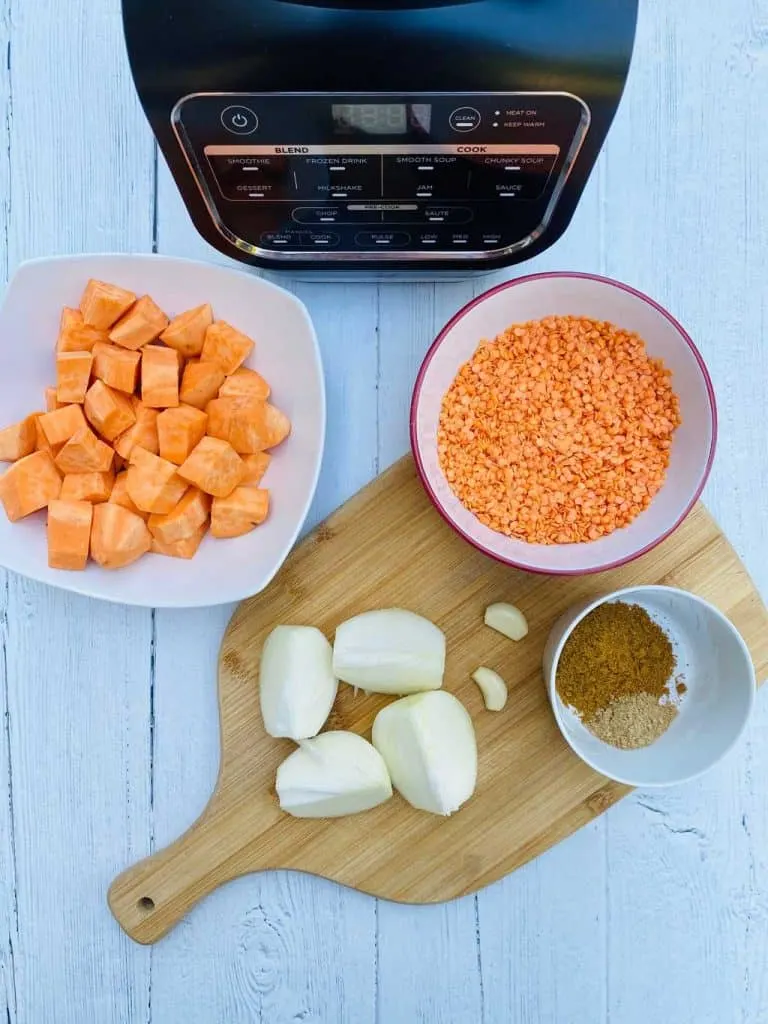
[259,625,338,740]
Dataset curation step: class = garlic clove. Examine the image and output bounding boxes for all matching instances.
[276,731,393,818]
[259,625,338,741]
[484,602,529,642]
[471,666,508,711]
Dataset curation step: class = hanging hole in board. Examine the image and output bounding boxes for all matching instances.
[137,897,155,912]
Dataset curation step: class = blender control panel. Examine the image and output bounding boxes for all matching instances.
[172,93,590,263]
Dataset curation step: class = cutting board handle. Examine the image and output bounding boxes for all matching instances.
[108,794,235,945]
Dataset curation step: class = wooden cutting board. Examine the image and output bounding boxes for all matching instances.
[108,456,768,944]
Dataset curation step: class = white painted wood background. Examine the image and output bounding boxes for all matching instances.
[1,0,767,1020]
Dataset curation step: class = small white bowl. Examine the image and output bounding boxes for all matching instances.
[0,254,325,608]
[543,586,755,787]
[411,272,717,575]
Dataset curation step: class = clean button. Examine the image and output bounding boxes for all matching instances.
[221,105,259,135]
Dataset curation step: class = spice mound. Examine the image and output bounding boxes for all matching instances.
[437,316,681,545]
[556,600,679,749]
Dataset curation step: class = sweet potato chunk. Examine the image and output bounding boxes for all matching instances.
[160,303,213,358]
[219,367,271,402]
[109,471,147,519]
[126,447,189,514]
[157,405,208,465]
[60,471,114,503]
[56,351,94,404]
[204,397,241,444]
[55,426,114,474]
[211,487,269,538]
[151,524,207,559]
[148,488,210,545]
[47,499,93,570]
[177,437,244,498]
[141,346,180,408]
[90,503,151,569]
[201,321,254,375]
[92,342,141,394]
[34,416,57,455]
[207,399,291,453]
[0,451,62,521]
[84,380,136,441]
[241,452,271,487]
[0,414,38,462]
[109,295,169,350]
[57,322,107,354]
[80,279,136,330]
[179,360,225,410]
[113,401,159,460]
[45,387,62,412]
[39,404,87,447]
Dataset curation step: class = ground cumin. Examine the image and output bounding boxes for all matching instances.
[556,601,679,748]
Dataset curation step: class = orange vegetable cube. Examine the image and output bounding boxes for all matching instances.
[177,437,244,497]
[227,402,291,453]
[0,451,62,522]
[34,416,58,455]
[60,471,114,503]
[113,401,159,460]
[55,426,114,474]
[157,405,208,465]
[109,471,148,520]
[141,345,180,408]
[109,295,169,350]
[57,322,107,354]
[201,320,254,375]
[90,503,151,569]
[180,361,226,411]
[45,387,62,412]
[84,380,136,441]
[148,488,211,545]
[160,303,213,358]
[39,404,87,447]
[58,306,83,336]
[56,350,94,404]
[126,447,189,514]
[204,397,241,443]
[80,279,137,330]
[219,367,271,402]
[47,499,93,571]
[211,487,269,538]
[151,524,207,559]
[92,342,141,394]
[0,414,38,462]
[241,452,271,487]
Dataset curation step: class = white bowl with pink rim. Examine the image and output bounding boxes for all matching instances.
[410,272,717,575]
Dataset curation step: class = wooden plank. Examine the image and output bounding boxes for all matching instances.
[1,0,155,1020]
[108,457,768,945]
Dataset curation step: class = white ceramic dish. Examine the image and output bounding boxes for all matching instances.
[411,272,717,574]
[543,586,755,787]
[0,254,325,607]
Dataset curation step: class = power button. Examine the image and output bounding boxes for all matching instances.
[221,105,259,135]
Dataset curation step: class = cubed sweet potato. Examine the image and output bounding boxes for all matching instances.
[109,295,169,350]
[160,303,213,358]
[201,321,254,375]
[80,279,137,330]
[55,426,114,474]
[151,524,207,559]
[0,414,38,462]
[34,416,57,455]
[207,399,290,453]
[92,342,141,394]
[204,397,241,443]
[47,499,93,570]
[177,437,244,498]
[148,488,210,545]
[211,487,270,538]
[39,404,87,447]
[56,350,94,404]
[141,345,180,408]
[157,405,208,465]
[45,387,62,412]
[90,503,151,569]
[84,380,136,441]
[113,400,159,459]
[109,471,148,519]
[0,451,62,521]
[219,367,271,402]
[179,360,226,411]
[241,452,271,487]
[57,322,107,354]
[126,447,189,514]
[60,470,114,503]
